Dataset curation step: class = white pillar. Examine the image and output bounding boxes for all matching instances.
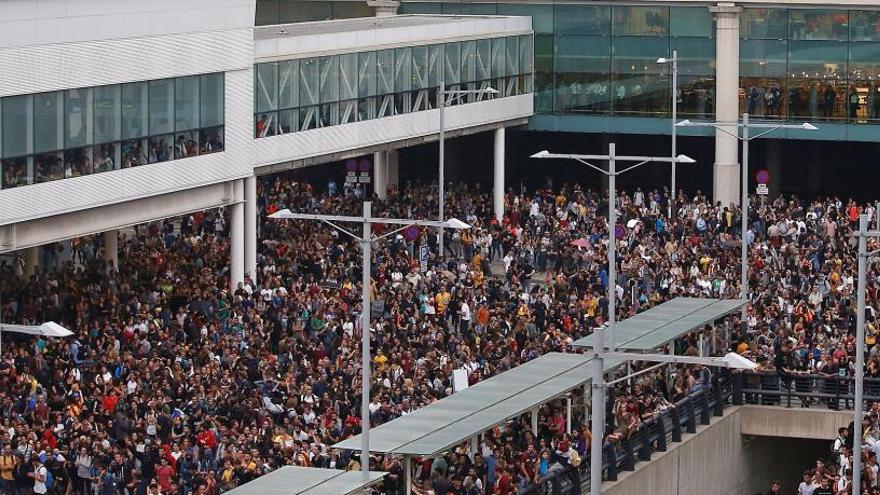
[387,150,399,191]
[230,188,245,290]
[367,0,400,16]
[493,127,505,223]
[23,247,38,278]
[244,176,258,283]
[373,151,387,200]
[566,397,572,434]
[531,406,539,434]
[711,3,742,207]
[103,230,119,270]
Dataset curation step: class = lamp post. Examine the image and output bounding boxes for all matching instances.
[676,114,817,323]
[531,145,698,495]
[268,203,470,481]
[657,50,678,218]
[437,82,497,258]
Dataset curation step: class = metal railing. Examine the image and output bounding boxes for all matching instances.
[522,375,732,494]
[732,370,880,410]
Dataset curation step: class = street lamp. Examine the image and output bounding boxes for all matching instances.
[656,50,678,217]
[531,144,697,495]
[437,82,498,258]
[852,214,880,495]
[676,113,817,323]
[268,202,470,480]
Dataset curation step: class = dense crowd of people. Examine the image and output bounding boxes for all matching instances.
[0,175,877,495]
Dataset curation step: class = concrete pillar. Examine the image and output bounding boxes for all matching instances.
[493,127,505,223]
[373,151,387,200]
[23,247,38,278]
[367,0,399,16]
[387,150,399,191]
[103,230,119,270]
[531,406,539,434]
[244,176,258,283]
[710,3,742,207]
[230,189,245,291]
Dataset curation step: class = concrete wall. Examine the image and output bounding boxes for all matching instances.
[739,405,851,441]
[603,406,846,495]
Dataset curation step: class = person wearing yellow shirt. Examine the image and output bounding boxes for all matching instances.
[373,349,388,371]
[435,288,451,316]
[0,445,14,491]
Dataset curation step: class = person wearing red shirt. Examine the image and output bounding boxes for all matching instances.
[494,467,513,495]
[196,428,217,451]
[155,458,175,493]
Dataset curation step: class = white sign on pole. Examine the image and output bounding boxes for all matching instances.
[453,368,469,392]
[756,184,769,195]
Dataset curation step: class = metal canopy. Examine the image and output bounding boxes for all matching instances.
[333,353,622,457]
[222,466,386,495]
[571,298,747,352]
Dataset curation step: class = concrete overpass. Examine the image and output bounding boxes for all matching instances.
[603,405,849,495]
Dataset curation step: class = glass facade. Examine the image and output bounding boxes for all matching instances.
[740,8,880,123]
[400,1,880,126]
[401,2,714,119]
[0,73,224,190]
[256,0,373,25]
[253,35,533,137]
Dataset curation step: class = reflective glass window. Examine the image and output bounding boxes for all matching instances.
[554,4,610,36]
[93,85,121,145]
[850,11,880,42]
[427,44,441,88]
[256,63,279,112]
[462,41,477,83]
[175,76,200,132]
[670,7,713,38]
[554,36,611,113]
[320,55,340,103]
[2,96,30,159]
[849,42,880,121]
[741,8,788,39]
[121,82,148,140]
[398,2,441,15]
[671,38,716,118]
[444,42,461,85]
[534,34,554,112]
[412,46,429,90]
[475,40,491,81]
[611,37,670,115]
[94,142,119,172]
[279,60,300,112]
[200,73,224,128]
[740,40,788,118]
[394,48,412,91]
[65,88,92,148]
[148,80,174,136]
[255,0,280,25]
[613,6,669,36]
[377,50,394,95]
[1,157,30,188]
[64,147,93,177]
[788,40,847,120]
[340,53,358,101]
[280,0,331,22]
[34,151,63,183]
[300,58,320,106]
[492,37,507,78]
[497,4,553,34]
[33,92,63,153]
[789,9,848,41]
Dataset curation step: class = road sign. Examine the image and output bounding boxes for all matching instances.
[756,183,769,195]
[756,169,770,184]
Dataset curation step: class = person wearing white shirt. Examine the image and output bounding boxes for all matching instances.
[798,471,817,495]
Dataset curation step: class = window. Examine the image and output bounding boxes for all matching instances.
[789,9,848,41]
[613,6,669,37]
[121,82,148,140]
[671,7,713,38]
[848,42,880,121]
[789,41,848,120]
[3,95,30,160]
[850,11,880,42]
[740,40,788,118]
[93,85,121,145]
[0,73,223,189]
[33,92,63,154]
[554,4,611,36]
[65,89,92,148]
[148,80,174,136]
[611,37,670,115]
[554,36,611,114]
[741,9,788,40]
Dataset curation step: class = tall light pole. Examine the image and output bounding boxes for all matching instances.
[852,214,880,495]
[657,50,678,217]
[677,114,817,322]
[437,83,497,258]
[531,145,697,495]
[269,203,470,480]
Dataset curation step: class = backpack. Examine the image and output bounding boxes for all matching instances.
[44,468,54,489]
